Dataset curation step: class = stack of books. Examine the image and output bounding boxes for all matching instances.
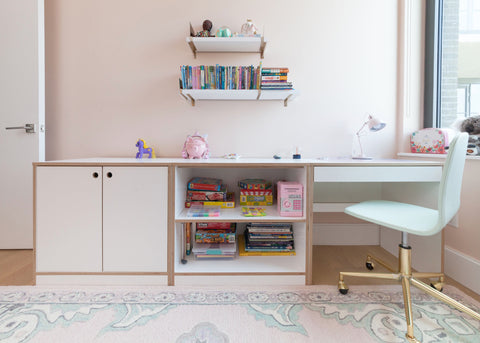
[185,177,235,208]
[239,223,295,256]
[260,67,293,90]
[192,222,237,260]
[180,65,262,90]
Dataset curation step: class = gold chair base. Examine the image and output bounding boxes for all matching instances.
[338,245,480,342]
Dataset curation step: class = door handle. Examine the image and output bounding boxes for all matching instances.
[5,123,36,133]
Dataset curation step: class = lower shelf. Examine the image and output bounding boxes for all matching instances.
[180,89,297,107]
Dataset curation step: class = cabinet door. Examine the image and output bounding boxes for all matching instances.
[36,167,103,272]
[103,167,168,272]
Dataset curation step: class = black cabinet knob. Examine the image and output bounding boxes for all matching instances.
[92,172,99,178]
[107,172,113,178]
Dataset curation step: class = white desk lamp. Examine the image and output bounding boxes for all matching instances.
[352,115,386,160]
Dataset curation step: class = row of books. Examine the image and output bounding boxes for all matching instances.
[180,65,262,90]
[261,67,293,90]
[240,223,295,256]
[189,222,296,259]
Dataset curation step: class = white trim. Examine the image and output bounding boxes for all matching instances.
[36,275,168,286]
[398,152,480,160]
[445,246,480,295]
[174,275,305,286]
[37,0,45,162]
[313,223,380,245]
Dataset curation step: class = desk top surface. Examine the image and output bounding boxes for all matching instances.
[34,157,444,167]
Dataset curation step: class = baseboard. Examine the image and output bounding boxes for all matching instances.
[312,223,379,245]
[445,246,480,295]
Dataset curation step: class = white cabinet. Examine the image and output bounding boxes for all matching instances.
[103,167,168,272]
[173,165,308,285]
[36,167,103,272]
[36,166,168,275]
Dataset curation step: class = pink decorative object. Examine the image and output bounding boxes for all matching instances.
[182,131,209,159]
[410,128,453,154]
[277,181,303,217]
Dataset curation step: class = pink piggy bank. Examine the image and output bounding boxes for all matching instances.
[182,132,210,159]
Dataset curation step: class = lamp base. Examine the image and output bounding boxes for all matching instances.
[352,155,373,160]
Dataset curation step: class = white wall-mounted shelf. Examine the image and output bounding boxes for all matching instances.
[186,36,267,58]
[180,89,296,107]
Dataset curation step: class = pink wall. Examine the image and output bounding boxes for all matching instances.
[445,160,480,260]
[45,0,398,160]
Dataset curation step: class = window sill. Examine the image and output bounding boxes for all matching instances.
[397,153,480,161]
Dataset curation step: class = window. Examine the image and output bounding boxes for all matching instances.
[425,0,480,128]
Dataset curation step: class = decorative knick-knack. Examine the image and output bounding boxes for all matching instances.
[241,19,258,36]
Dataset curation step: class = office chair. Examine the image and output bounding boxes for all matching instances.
[338,132,480,343]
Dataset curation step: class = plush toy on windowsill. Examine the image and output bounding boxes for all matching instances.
[452,115,480,155]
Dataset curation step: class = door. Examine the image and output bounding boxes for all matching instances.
[0,1,45,248]
[36,167,103,272]
[103,167,169,272]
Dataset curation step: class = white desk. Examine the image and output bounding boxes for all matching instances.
[34,158,443,286]
[312,159,443,279]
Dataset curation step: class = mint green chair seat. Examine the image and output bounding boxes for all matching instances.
[338,132,479,343]
[345,200,439,236]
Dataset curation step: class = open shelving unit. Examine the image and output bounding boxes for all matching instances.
[173,165,307,285]
[180,89,297,107]
[186,36,267,59]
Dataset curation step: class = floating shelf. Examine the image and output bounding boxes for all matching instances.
[179,89,297,107]
[186,36,267,58]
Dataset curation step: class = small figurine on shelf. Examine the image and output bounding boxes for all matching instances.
[182,131,210,159]
[215,26,232,37]
[135,139,156,159]
[195,19,214,37]
[240,19,258,36]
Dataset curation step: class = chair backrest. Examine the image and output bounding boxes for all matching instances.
[437,132,468,231]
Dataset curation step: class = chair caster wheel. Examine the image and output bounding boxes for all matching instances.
[338,280,349,295]
[430,282,444,292]
[366,262,374,270]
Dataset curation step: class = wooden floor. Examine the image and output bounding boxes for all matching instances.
[1,247,479,303]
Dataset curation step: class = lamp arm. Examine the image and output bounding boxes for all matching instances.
[356,122,368,136]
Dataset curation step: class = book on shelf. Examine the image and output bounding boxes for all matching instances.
[238,235,296,256]
[261,68,289,74]
[261,75,288,81]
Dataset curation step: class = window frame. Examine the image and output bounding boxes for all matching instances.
[424,0,444,128]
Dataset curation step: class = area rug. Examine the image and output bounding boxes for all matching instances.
[0,284,479,343]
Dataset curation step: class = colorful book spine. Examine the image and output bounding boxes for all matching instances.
[261,75,288,81]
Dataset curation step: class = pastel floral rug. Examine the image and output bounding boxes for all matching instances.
[0,284,479,342]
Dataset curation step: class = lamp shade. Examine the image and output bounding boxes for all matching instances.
[366,115,386,132]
